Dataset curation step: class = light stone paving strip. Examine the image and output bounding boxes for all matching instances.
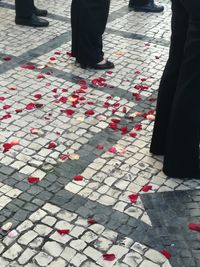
[0,203,172,267]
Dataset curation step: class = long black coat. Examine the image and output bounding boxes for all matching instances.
[150,0,200,178]
[71,0,110,66]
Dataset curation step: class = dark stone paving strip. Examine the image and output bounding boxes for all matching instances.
[0,31,71,74]
[106,27,170,47]
[142,190,200,267]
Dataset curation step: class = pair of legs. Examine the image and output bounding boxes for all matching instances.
[129,0,164,13]
[15,0,49,27]
[71,0,114,70]
[150,0,200,178]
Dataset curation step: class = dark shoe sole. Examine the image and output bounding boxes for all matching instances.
[80,62,115,70]
[129,6,164,13]
[15,19,49,27]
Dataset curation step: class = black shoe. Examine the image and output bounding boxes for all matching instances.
[81,60,115,70]
[34,7,48,17]
[15,14,49,27]
[129,1,164,13]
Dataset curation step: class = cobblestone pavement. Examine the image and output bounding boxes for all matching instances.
[0,0,200,266]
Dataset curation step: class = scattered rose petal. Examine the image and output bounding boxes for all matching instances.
[133,93,141,101]
[161,249,172,259]
[15,109,23,113]
[108,147,117,154]
[130,132,137,138]
[106,70,113,74]
[20,64,35,69]
[8,86,17,90]
[3,143,13,153]
[148,97,157,102]
[50,57,57,61]
[48,142,57,149]
[134,70,141,74]
[128,194,139,204]
[37,74,45,79]
[188,223,200,231]
[26,103,35,110]
[57,229,70,235]
[34,94,42,99]
[103,254,116,261]
[3,56,12,61]
[0,96,5,101]
[54,51,61,55]
[27,177,40,184]
[73,175,84,181]
[88,218,97,225]
[10,140,20,146]
[120,126,128,135]
[85,110,95,116]
[59,154,69,161]
[141,185,152,192]
[1,222,13,231]
[3,105,11,110]
[129,112,143,118]
[134,124,142,131]
[8,229,18,238]
[146,114,155,121]
[61,109,75,116]
[30,128,39,134]
[122,107,127,113]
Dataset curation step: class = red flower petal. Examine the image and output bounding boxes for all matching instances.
[54,51,61,55]
[61,109,75,116]
[134,124,142,131]
[130,132,137,138]
[134,70,141,74]
[79,80,87,85]
[26,103,36,110]
[103,254,116,261]
[0,96,5,101]
[109,122,118,130]
[148,97,157,102]
[73,175,84,181]
[161,249,172,259]
[50,57,57,61]
[120,126,128,135]
[37,74,45,79]
[48,142,57,149]
[88,218,97,225]
[27,177,40,184]
[108,147,117,154]
[111,118,120,123]
[128,194,139,204]
[20,64,35,69]
[3,56,12,61]
[59,96,68,103]
[133,93,141,101]
[141,185,152,192]
[96,145,104,150]
[85,110,95,116]
[57,229,70,235]
[59,154,69,161]
[188,223,200,231]
[15,109,23,113]
[3,143,13,153]
[34,94,42,99]
[3,105,11,110]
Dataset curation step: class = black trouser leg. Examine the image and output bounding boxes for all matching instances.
[15,0,33,19]
[150,0,188,155]
[71,0,110,65]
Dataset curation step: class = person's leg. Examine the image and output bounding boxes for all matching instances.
[71,0,78,58]
[32,0,48,17]
[15,0,33,19]
[15,0,49,27]
[129,0,164,13]
[163,0,200,177]
[150,0,188,155]
[75,0,114,69]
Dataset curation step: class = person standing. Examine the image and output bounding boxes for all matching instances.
[129,0,164,12]
[150,0,200,178]
[15,0,49,27]
[71,0,114,70]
